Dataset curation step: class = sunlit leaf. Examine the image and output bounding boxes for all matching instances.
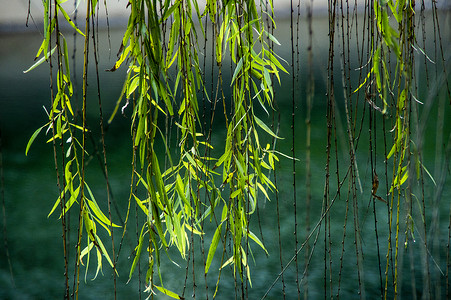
[128,225,146,282]
[57,4,85,37]
[24,46,57,73]
[254,115,282,139]
[248,230,268,255]
[154,285,184,299]
[25,125,45,155]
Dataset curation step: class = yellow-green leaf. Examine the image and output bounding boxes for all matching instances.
[254,115,282,139]
[154,285,183,299]
[24,46,57,73]
[205,222,222,274]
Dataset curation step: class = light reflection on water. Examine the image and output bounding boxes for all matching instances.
[1,12,450,299]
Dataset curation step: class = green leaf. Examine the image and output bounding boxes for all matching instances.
[58,4,85,37]
[176,174,191,210]
[399,169,409,186]
[254,115,282,139]
[353,66,372,94]
[387,131,404,159]
[48,183,69,217]
[128,225,146,282]
[205,222,222,274]
[265,30,281,45]
[114,44,131,70]
[231,57,244,84]
[398,88,407,111]
[86,198,121,229]
[162,1,180,22]
[219,256,234,270]
[230,189,242,199]
[61,35,71,79]
[263,68,273,98]
[421,162,436,186]
[132,194,149,215]
[84,183,120,228]
[154,285,184,299]
[83,207,97,241]
[25,125,45,155]
[373,46,381,91]
[57,186,80,218]
[257,182,270,200]
[80,241,94,266]
[126,75,140,97]
[247,230,268,255]
[93,230,116,273]
[24,46,57,73]
[64,158,74,186]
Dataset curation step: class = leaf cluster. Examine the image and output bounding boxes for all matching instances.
[26,0,287,297]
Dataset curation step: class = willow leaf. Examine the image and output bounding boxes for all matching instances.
[85,183,120,228]
[61,186,80,217]
[205,222,222,274]
[24,46,57,74]
[353,66,372,93]
[61,35,71,78]
[399,88,407,111]
[114,44,131,70]
[174,212,187,257]
[387,131,404,159]
[231,57,244,84]
[254,115,282,139]
[128,225,146,282]
[132,194,149,215]
[421,162,436,186]
[264,48,289,73]
[57,4,85,37]
[265,30,281,46]
[176,174,191,211]
[230,189,242,199]
[126,75,139,97]
[373,46,381,91]
[48,183,70,217]
[263,68,273,98]
[25,125,46,155]
[219,256,234,270]
[34,38,47,61]
[149,225,161,269]
[257,182,270,200]
[86,199,120,229]
[399,169,409,186]
[93,231,117,273]
[248,230,268,255]
[151,151,170,210]
[154,285,183,299]
[80,241,94,266]
[150,202,168,248]
[185,223,204,235]
[93,247,103,280]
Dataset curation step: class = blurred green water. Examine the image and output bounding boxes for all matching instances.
[1,13,450,299]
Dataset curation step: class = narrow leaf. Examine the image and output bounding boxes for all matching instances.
[25,125,45,155]
[24,46,57,73]
[154,285,184,299]
[205,223,222,274]
[58,4,85,36]
[231,57,244,85]
[254,115,282,139]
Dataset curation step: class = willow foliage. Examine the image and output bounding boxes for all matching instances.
[23,0,450,298]
[26,0,285,297]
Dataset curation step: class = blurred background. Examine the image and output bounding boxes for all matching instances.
[1,1,450,299]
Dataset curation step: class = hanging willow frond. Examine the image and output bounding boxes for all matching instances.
[26,0,286,297]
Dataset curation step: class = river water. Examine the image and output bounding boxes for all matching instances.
[1,11,450,299]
